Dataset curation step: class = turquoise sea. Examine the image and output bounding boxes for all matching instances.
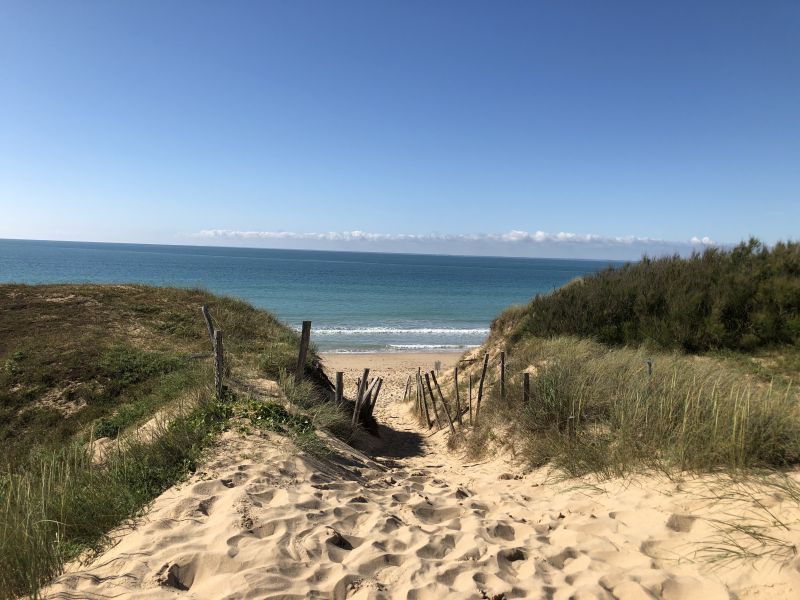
[0,239,624,352]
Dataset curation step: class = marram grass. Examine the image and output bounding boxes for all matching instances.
[468,337,800,476]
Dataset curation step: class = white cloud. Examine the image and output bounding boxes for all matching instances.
[194,228,716,247]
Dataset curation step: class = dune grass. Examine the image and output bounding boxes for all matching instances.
[465,337,800,476]
[0,385,230,599]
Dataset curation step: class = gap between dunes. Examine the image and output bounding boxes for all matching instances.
[44,353,800,599]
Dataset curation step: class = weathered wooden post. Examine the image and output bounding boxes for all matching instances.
[403,375,411,402]
[523,372,530,405]
[201,304,215,349]
[335,371,344,404]
[567,415,576,445]
[419,369,431,428]
[499,351,506,402]
[367,378,383,416]
[214,329,224,398]
[474,353,489,423]
[361,378,380,419]
[295,320,312,382]
[454,366,462,425]
[468,374,473,425]
[431,371,457,435]
[415,369,421,416]
[352,368,370,426]
[423,372,443,429]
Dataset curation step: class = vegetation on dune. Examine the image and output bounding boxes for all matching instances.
[0,390,231,599]
[0,284,311,467]
[462,239,800,476]
[466,337,800,476]
[0,283,351,599]
[495,239,800,353]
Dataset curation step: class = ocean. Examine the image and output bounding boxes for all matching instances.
[0,239,623,352]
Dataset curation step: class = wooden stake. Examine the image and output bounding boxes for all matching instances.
[294,320,312,382]
[468,374,473,425]
[403,374,411,403]
[454,366,462,426]
[362,377,380,411]
[419,370,431,427]
[201,304,216,350]
[567,415,576,444]
[368,378,383,416]
[335,371,344,404]
[424,372,443,430]
[416,371,422,417]
[352,368,370,426]
[214,329,224,399]
[431,371,457,435]
[474,353,489,423]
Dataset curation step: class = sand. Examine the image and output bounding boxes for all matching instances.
[44,353,800,599]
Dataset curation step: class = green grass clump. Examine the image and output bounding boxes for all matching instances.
[0,388,230,600]
[496,239,799,353]
[468,337,800,476]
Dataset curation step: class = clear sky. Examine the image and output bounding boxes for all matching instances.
[1,1,798,259]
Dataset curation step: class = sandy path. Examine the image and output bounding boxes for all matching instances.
[45,354,800,599]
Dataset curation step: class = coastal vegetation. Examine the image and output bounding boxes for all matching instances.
[462,240,800,475]
[0,284,349,599]
[495,238,800,353]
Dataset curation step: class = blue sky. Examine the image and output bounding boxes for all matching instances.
[1,1,798,259]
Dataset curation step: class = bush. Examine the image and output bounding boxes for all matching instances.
[499,239,800,353]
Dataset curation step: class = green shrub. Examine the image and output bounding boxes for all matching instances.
[499,239,800,353]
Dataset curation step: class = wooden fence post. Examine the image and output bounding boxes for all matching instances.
[499,351,505,402]
[367,378,383,417]
[454,366,462,425]
[523,372,530,405]
[419,369,431,428]
[468,374,473,425]
[431,371,457,436]
[423,372,443,430]
[201,304,215,349]
[335,371,344,404]
[567,415,576,445]
[474,353,489,423]
[403,375,411,403]
[214,329,224,398]
[295,320,312,382]
[352,368,370,426]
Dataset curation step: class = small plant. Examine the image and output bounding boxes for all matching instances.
[245,400,313,435]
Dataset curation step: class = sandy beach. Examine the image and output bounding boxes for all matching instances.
[43,353,800,599]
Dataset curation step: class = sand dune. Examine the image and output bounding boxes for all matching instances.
[44,353,800,599]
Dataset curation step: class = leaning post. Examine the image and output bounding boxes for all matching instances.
[335,371,344,404]
[294,320,312,383]
[454,366,462,426]
[474,353,490,423]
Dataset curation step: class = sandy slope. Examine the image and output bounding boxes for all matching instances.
[45,353,800,599]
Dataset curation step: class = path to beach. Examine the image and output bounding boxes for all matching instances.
[45,353,800,599]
